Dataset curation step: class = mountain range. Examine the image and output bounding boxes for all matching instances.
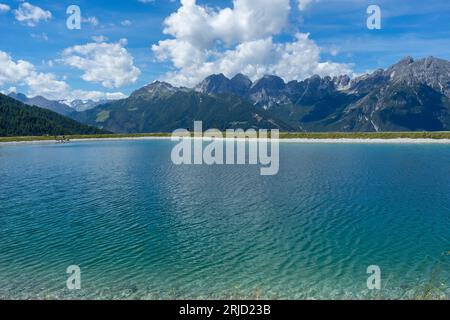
[6,56,450,134]
[8,92,75,117]
[0,94,106,136]
[7,92,111,115]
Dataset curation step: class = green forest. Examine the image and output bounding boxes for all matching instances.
[0,94,105,137]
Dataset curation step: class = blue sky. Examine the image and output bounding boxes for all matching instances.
[0,0,449,101]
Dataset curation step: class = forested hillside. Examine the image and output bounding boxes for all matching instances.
[0,94,106,137]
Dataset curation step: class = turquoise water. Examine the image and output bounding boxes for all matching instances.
[0,140,449,299]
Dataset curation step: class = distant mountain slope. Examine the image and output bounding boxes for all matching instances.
[68,99,110,112]
[0,94,106,136]
[73,82,294,133]
[7,92,114,114]
[73,56,450,133]
[8,93,75,116]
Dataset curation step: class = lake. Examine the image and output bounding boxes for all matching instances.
[0,140,449,299]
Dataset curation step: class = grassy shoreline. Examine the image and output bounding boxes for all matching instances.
[2,131,450,143]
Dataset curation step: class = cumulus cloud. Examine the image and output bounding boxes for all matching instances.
[152,0,352,87]
[61,39,141,89]
[0,3,10,12]
[14,2,52,27]
[0,51,126,102]
[25,72,72,99]
[161,0,290,49]
[0,52,35,86]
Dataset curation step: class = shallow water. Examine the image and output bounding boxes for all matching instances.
[0,140,449,299]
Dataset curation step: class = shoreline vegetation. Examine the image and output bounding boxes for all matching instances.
[2,131,450,143]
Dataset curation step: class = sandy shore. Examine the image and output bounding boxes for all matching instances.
[280,138,450,144]
[2,136,450,145]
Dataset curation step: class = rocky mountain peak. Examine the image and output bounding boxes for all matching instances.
[230,73,252,88]
[387,56,450,97]
[350,69,390,95]
[231,73,251,83]
[398,56,414,65]
[250,75,286,94]
[194,74,232,95]
[149,80,177,90]
[333,75,351,90]
[131,81,178,99]
[229,74,252,97]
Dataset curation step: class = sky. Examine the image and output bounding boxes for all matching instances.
[0,0,449,102]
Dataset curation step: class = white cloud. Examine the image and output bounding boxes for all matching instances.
[0,51,35,86]
[0,51,73,100]
[1,86,17,95]
[272,33,351,81]
[121,20,132,26]
[25,72,71,99]
[0,3,10,12]
[61,39,141,89]
[152,0,352,87]
[153,39,206,70]
[0,51,126,102]
[14,2,52,27]
[161,0,290,49]
[68,90,127,102]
